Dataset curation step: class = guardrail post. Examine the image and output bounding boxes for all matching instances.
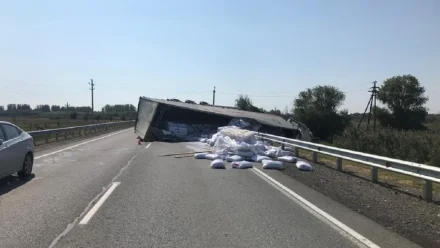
[55,132,59,141]
[423,180,433,202]
[294,147,299,157]
[371,167,378,183]
[281,139,285,150]
[312,152,318,163]
[337,158,343,171]
[64,131,67,140]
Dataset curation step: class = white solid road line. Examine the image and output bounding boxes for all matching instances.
[145,143,151,149]
[251,167,380,248]
[79,182,121,225]
[35,128,131,160]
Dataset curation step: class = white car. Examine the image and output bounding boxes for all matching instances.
[0,121,34,179]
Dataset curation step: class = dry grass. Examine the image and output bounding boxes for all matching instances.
[333,127,440,167]
[296,148,440,192]
[0,117,116,131]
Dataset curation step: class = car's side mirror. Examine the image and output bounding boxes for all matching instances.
[0,139,3,146]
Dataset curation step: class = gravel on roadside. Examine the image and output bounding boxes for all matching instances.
[281,161,440,248]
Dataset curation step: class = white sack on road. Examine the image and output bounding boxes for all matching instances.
[226,155,244,162]
[194,153,208,159]
[262,160,283,170]
[275,149,292,157]
[209,133,219,146]
[205,154,221,160]
[231,161,253,169]
[234,150,254,157]
[218,127,256,144]
[277,156,298,163]
[251,155,271,162]
[296,161,313,171]
[211,159,226,169]
[265,148,278,157]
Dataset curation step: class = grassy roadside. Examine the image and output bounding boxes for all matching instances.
[0,117,117,131]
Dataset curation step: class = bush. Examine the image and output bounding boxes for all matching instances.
[333,127,440,166]
[70,112,77,120]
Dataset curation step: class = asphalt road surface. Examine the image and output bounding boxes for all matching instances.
[0,129,422,248]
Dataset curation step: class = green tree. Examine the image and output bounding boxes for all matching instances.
[293,85,348,140]
[36,104,51,112]
[0,106,4,112]
[70,112,78,119]
[377,74,428,130]
[235,95,253,110]
[51,105,61,112]
[235,95,264,113]
[268,108,282,116]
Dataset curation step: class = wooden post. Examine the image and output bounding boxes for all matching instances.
[423,180,433,202]
[337,158,343,171]
[371,167,378,183]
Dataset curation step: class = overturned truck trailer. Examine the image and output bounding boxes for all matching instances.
[135,97,303,142]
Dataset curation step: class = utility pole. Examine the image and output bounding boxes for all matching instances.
[65,102,70,116]
[358,81,379,131]
[372,81,378,131]
[212,86,216,105]
[89,79,95,115]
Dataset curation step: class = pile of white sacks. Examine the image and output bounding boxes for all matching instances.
[195,126,313,171]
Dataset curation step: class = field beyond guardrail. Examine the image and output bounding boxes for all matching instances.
[29,120,135,146]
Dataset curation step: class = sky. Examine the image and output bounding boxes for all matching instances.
[1,0,439,113]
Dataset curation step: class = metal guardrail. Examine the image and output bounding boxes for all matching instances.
[256,132,440,202]
[29,121,135,145]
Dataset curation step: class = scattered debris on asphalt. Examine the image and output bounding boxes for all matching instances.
[211,159,226,169]
[278,156,298,163]
[194,153,208,159]
[296,161,313,171]
[262,160,284,170]
[231,161,253,169]
[159,151,210,157]
[191,124,308,170]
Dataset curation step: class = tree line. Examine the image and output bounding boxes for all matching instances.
[101,104,136,113]
[0,104,136,113]
[235,74,430,140]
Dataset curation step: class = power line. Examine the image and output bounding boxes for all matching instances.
[216,87,370,98]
